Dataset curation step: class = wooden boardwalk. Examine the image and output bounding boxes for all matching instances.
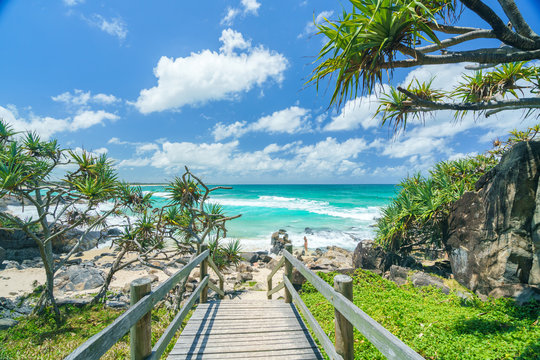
[167,300,324,360]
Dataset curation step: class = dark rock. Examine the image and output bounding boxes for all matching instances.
[107,228,122,236]
[488,284,540,305]
[352,240,385,270]
[389,265,409,285]
[65,258,82,266]
[54,266,105,291]
[422,260,453,278]
[446,141,540,302]
[0,246,5,264]
[291,269,305,286]
[410,272,450,294]
[236,272,253,282]
[353,240,421,273]
[0,318,18,330]
[0,229,34,250]
[21,258,43,268]
[106,301,129,309]
[57,298,92,307]
[304,227,314,235]
[5,248,41,262]
[270,230,291,255]
[240,252,258,263]
[2,260,21,270]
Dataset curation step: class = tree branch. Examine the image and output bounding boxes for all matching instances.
[397,86,540,112]
[496,0,540,40]
[381,48,540,69]
[459,0,540,50]
[416,29,496,53]
[426,22,486,34]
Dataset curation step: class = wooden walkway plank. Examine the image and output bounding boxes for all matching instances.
[168,300,323,360]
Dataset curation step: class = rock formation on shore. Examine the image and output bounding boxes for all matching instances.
[445,141,540,303]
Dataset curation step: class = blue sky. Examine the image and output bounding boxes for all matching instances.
[0,0,539,184]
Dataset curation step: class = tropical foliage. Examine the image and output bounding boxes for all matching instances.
[375,124,540,253]
[0,120,240,317]
[311,0,540,130]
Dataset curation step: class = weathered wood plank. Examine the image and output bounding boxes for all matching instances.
[267,281,285,297]
[168,348,322,360]
[169,347,322,358]
[179,326,310,336]
[170,340,318,355]
[267,256,285,281]
[283,250,424,360]
[284,276,343,360]
[182,320,303,332]
[207,280,225,297]
[65,250,210,360]
[146,276,209,360]
[174,331,310,346]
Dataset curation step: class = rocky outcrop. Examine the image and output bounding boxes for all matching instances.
[270,229,291,255]
[0,246,5,265]
[54,265,105,292]
[446,141,540,303]
[352,240,422,273]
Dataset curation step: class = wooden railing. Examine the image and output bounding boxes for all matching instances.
[65,244,224,360]
[267,245,425,360]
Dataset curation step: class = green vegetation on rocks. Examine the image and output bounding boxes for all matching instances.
[375,125,540,253]
[300,269,540,360]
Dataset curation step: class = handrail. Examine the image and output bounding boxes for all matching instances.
[283,276,343,360]
[147,276,209,360]
[266,256,285,300]
[267,249,424,360]
[66,247,225,360]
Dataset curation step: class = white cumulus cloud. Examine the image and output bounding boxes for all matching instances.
[221,0,261,25]
[52,89,119,107]
[324,87,389,131]
[212,106,310,140]
[86,14,127,40]
[134,29,287,114]
[0,105,118,140]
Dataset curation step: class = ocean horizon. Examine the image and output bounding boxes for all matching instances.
[143,184,398,251]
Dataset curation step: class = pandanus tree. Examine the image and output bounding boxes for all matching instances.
[311,0,540,130]
[0,120,124,319]
[92,168,242,305]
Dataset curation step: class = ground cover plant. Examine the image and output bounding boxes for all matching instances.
[0,300,193,360]
[299,269,540,360]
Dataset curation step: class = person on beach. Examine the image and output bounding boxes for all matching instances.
[304,236,308,254]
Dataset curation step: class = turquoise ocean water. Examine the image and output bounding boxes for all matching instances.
[143,184,397,251]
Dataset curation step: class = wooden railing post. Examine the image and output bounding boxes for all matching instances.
[334,274,354,360]
[267,276,272,300]
[130,277,152,360]
[284,244,293,303]
[200,244,208,303]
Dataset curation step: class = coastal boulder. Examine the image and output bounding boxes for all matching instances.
[54,265,105,292]
[0,246,5,265]
[270,229,291,255]
[446,141,540,302]
[352,240,421,273]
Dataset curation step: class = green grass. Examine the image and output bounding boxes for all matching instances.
[299,270,540,360]
[0,302,193,360]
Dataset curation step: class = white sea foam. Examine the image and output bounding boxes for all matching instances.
[208,195,381,221]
